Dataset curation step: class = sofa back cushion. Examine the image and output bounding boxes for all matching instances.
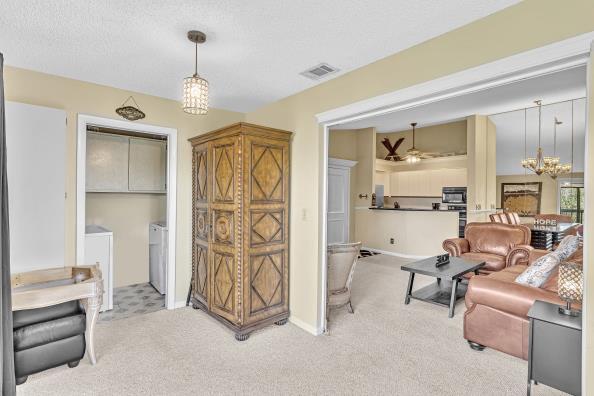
[465,222,531,257]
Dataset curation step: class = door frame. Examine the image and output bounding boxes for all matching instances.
[316,30,594,354]
[328,158,357,243]
[76,114,178,310]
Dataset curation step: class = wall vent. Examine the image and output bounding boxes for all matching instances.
[300,63,340,80]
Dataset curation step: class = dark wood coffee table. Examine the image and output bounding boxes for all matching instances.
[401,256,484,318]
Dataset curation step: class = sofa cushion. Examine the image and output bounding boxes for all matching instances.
[465,223,530,257]
[13,314,86,351]
[461,252,506,271]
[515,252,561,287]
[13,300,82,329]
[554,235,580,261]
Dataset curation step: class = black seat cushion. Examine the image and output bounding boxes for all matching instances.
[15,334,86,378]
[13,301,82,329]
[13,314,86,351]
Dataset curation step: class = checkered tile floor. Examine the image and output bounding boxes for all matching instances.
[359,249,380,259]
[99,283,165,322]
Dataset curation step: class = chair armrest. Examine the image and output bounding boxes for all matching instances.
[442,238,469,256]
[465,275,564,318]
[506,245,533,267]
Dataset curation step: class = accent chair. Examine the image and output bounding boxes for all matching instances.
[489,212,521,225]
[327,242,361,316]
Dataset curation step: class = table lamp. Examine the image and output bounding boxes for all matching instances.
[557,261,583,317]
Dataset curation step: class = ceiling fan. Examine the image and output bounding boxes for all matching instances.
[382,122,439,163]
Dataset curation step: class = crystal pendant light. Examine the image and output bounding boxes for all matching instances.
[521,100,546,175]
[182,30,209,115]
[406,122,421,164]
[544,117,572,179]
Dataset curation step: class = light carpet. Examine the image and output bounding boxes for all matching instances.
[17,254,565,395]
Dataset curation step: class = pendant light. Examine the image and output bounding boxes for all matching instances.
[521,100,546,175]
[544,117,572,179]
[405,122,421,164]
[182,30,209,115]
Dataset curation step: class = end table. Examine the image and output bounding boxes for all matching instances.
[527,300,582,396]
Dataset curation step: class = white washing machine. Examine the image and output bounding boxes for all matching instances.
[149,221,168,294]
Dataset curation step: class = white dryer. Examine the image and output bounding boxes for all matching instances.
[149,221,167,294]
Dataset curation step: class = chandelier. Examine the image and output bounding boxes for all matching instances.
[521,100,547,175]
[543,117,571,179]
[182,30,209,115]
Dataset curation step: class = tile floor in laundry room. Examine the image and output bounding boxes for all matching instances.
[99,282,165,322]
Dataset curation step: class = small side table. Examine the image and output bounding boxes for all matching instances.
[527,300,582,396]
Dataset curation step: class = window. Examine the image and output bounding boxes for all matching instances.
[560,185,584,223]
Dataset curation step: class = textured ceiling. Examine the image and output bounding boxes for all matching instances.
[0,0,519,112]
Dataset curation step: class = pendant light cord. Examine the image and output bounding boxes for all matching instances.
[194,41,198,77]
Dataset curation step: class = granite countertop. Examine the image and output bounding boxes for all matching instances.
[369,207,463,212]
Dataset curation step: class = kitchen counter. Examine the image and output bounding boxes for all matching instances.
[369,207,464,212]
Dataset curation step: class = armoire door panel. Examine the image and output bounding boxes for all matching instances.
[246,249,289,322]
[249,209,284,247]
[209,251,237,323]
[250,143,285,202]
[193,243,208,304]
[213,143,235,202]
[213,210,234,245]
[193,148,208,202]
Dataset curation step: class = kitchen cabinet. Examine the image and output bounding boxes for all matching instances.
[388,168,467,197]
[86,132,167,193]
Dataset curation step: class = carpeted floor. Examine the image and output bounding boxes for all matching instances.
[17,254,565,395]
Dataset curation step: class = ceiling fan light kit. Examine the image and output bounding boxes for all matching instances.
[182,30,209,115]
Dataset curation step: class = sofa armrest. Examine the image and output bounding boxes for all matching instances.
[465,275,564,318]
[442,238,469,256]
[506,245,533,267]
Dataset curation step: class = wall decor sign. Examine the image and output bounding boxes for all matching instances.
[501,182,542,217]
[115,96,145,121]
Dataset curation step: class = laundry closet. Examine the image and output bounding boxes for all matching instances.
[84,126,168,320]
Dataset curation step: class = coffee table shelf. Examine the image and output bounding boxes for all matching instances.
[401,256,484,318]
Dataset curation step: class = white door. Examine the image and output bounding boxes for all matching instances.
[327,166,350,244]
[5,102,66,273]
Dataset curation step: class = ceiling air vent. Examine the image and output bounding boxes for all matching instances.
[300,63,340,80]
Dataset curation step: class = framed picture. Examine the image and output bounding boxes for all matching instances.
[501,182,542,217]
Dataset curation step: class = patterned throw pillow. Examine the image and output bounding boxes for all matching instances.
[554,235,580,261]
[515,252,561,288]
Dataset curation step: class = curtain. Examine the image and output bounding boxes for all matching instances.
[0,53,16,395]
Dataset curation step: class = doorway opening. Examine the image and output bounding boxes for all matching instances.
[76,115,178,318]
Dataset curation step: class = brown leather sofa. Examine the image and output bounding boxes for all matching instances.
[443,222,532,275]
[464,246,582,359]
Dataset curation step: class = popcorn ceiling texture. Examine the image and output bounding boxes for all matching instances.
[0,0,518,112]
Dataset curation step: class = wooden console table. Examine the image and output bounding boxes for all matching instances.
[11,265,104,365]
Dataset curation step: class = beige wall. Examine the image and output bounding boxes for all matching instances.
[86,193,166,288]
[376,120,467,160]
[4,67,244,303]
[245,0,594,340]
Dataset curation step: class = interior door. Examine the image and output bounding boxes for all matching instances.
[192,143,209,306]
[327,165,350,244]
[208,136,240,324]
[5,102,66,273]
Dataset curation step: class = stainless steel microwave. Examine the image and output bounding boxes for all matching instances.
[442,187,467,204]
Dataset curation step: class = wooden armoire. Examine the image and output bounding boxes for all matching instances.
[189,123,291,340]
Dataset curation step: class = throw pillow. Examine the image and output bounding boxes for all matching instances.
[554,235,580,261]
[515,252,561,288]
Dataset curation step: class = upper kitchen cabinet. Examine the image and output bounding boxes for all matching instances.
[86,131,167,193]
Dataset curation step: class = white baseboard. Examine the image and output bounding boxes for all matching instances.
[289,316,323,336]
[362,246,430,260]
[173,300,188,309]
